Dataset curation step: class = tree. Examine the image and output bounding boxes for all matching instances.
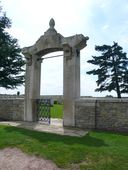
[86,42,128,98]
[0,7,25,89]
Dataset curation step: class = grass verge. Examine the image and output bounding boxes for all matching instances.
[0,125,128,169]
[51,104,63,119]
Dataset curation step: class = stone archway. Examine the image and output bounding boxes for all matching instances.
[22,19,89,126]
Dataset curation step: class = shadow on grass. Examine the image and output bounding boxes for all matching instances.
[3,125,107,147]
[93,129,128,136]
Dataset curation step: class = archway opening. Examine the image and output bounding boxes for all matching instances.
[40,51,63,125]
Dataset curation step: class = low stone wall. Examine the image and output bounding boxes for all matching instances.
[0,98,24,121]
[75,99,96,129]
[0,97,128,132]
[75,98,128,132]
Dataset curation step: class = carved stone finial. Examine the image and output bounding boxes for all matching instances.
[49,18,55,29]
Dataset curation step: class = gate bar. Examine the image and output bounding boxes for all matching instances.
[42,54,63,61]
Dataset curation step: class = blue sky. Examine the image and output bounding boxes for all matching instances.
[1,0,128,97]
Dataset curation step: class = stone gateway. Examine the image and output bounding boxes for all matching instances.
[22,19,89,126]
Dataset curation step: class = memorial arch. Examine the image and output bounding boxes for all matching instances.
[22,18,89,126]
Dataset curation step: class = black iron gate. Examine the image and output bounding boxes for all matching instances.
[36,99,51,124]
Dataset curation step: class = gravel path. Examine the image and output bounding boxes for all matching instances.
[0,148,61,170]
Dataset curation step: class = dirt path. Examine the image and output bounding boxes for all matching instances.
[0,148,61,170]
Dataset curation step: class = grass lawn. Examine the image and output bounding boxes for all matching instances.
[0,125,128,170]
[50,104,63,119]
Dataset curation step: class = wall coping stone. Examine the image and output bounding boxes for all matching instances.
[76,97,128,103]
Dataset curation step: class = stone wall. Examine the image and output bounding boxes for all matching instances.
[0,96,128,132]
[75,98,128,132]
[0,98,24,121]
[75,99,96,129]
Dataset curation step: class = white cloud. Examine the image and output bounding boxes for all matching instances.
[102,24,109,30]
[6,27,33,47]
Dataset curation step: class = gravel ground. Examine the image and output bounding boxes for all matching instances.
[0,148,61,170]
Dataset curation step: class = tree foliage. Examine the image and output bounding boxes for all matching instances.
[0,7,25,89]
[87,42,128,98]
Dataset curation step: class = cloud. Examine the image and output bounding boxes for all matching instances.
[102,24,109,30]
[6,27,34,47]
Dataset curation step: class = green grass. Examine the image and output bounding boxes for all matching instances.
[0,125,128,169]
[51,104,63,119]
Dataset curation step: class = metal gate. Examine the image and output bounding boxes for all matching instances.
[36,99,51,124]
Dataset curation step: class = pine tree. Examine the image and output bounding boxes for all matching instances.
[0,7,25,89]
[87,42,128,98]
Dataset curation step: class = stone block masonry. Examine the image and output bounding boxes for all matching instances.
[96,99,128,132]
[0,96,128,133]
[75,98,128,132]
[0,98,24,121]
[75,99,96,129]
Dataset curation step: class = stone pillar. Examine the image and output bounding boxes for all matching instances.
[24,53,32,121]
[24,54,41,121]
[63,44,80,126]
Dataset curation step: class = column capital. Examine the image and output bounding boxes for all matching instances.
[63,43,72,60]
[24,53,32,66]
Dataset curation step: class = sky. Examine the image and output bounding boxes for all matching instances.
[1,0,128,97]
